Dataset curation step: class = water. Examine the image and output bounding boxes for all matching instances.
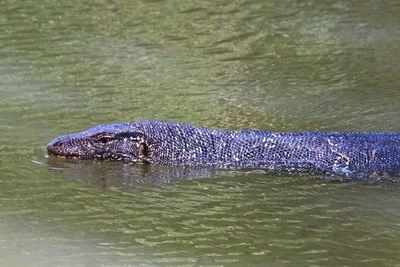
[1,0,400,266]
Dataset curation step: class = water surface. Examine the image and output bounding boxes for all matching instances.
[1,0,400,266]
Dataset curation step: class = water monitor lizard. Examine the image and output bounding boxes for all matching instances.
[47,120,400,180]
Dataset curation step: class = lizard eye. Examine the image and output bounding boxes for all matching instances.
[99,137,111,144]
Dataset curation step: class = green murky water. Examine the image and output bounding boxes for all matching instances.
[1,1,400,266]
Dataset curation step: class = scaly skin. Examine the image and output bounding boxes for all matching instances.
[47,120,400,180]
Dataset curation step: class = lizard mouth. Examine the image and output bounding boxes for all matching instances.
[47,140,88,159]
[46,134,93,160]
[47,147,84,159]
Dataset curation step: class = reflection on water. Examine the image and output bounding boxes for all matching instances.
[45,157,400,188]
[1,0,400,266]
[46,158,243,188]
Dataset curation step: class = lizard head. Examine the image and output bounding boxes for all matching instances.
[47,123,151,163]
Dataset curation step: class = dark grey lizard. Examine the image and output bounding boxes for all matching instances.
[47,120,400,180]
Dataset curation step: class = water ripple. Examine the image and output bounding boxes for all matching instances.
[1,0,400,266]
